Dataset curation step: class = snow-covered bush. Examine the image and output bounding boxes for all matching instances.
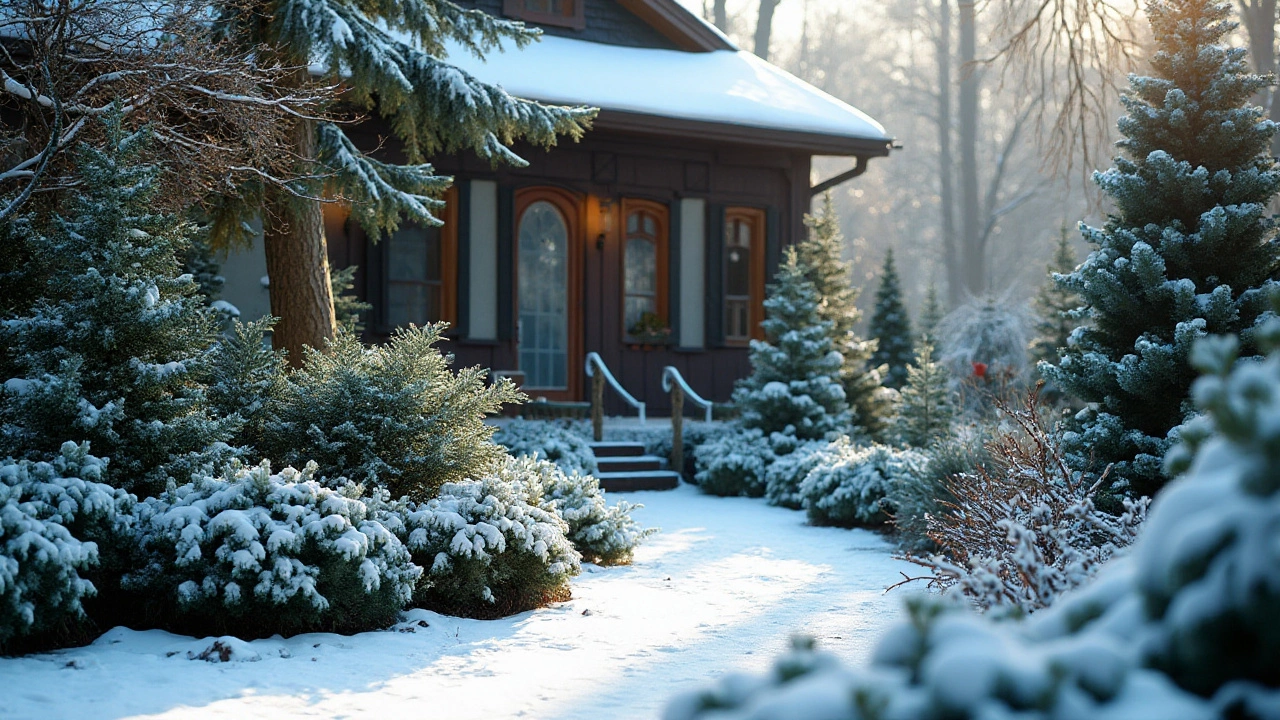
[262,326,520,501]
[763,435,838,510]
[904,388,1147,613]
[523,457,657,565]
[733,249,851,440]
[127,460,421,637]
[204,317,287,452]
[493,419,598,476]
[666,321,1280,719]
[890,341,956,448]
[692,427,771,497]
[799,442,925,528]
[937,296,1032,415]
[387,456,580,618]
[0,443,132,650]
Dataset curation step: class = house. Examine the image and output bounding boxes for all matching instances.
[221,0,892,416]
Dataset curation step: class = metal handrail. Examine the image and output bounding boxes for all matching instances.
[584,352,646,423]
[662,366,714,423]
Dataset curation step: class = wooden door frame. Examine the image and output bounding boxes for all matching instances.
[618,197,671,340]
[514,186,585,401]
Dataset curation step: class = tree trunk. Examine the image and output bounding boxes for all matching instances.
[1238,0,1280,155]
[957,0,983,298]
[713,0,727,31]
[937,0,960,309]
[755,0,781,61]
[263,118,337,367]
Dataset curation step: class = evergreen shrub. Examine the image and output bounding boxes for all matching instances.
[889,427,989,553]
[799,442,925,528]
[126,460,420,638]
[763,434,838,510]
[692,428,771,497]
[526,457,657,565]
[493,419,599,476]
[0,443,132,651]
[389,456,581,618]
[262,325,520,500]
[867,249,914,389]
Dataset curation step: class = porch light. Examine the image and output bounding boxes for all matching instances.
[597,197,614,249]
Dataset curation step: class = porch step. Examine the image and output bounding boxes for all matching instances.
[589,441,646,458]
[596,470,682,492]
[597,455,663,473]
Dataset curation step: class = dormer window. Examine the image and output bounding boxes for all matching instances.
[503,0,585,30]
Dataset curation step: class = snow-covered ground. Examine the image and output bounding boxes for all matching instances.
[0,484,921,720]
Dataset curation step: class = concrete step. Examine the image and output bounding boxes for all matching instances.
[589,441,647,458]
[596,470,681,492]
[597,455,663,473]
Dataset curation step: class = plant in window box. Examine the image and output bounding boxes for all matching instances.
[626,312,672,349]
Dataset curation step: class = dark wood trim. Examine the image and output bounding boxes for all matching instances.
[440,187,460,329]
[594,109,894,157]
[456,181,472,338]
[765,205,781,292]
[514,186,585,400]
[619,197,670,338]
[502,0,586,30]
[615,0,735,52]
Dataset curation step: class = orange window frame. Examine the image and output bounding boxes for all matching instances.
[513,186,584,400]
[723,207,767,346]
[502,0,586,29]
[620,198,670,338]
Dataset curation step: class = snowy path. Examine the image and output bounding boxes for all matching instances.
[0,485,921,720]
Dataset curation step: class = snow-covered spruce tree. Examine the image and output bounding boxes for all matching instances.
[0,121,235,496]
[798,193,888,434]
[732,248,851,440]
[262,325,520,500]
[1042,0,1280,498]
[867,249,915,390]
[1029,227,1082,367]
[664,323,1280,720]
[210,1,596,361]
[891,342,955,448]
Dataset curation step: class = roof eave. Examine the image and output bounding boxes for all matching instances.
[615,0,737,52]
[593,109,894,157]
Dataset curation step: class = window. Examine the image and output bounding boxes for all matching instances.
[384,189,457,329]
[514,186,583,399]
[621,200,669,337]
[724,207,765,345]
[503,0,585,29]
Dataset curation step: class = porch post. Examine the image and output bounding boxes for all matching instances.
[670,384,685,477]
[592,370,605,442]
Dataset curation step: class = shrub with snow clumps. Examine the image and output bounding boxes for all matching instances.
[763,434,837,509]
[692,427,770,497]
[127,460,420,637]
[799,442,925,528]
[493,419,598,476]
[385,455,581,618]
[529,457,657,565]
[0,442,132,649]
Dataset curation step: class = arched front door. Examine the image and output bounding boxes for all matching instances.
[516,188,582,399]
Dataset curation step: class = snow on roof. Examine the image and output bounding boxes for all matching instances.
[443,35,891,146]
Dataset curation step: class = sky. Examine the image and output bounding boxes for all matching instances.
[673,0,842,51]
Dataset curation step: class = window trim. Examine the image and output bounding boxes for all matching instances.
[502,0,586,30]
[723,207,766,347]
[513,186,584,399]
[378,187,458,334]
[620,198,670,342]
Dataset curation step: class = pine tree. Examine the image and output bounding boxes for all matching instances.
[918,283,944,360]
[212,2,596,361]
[868,249,915,389]
[892,342,955,448]
[798,193,888,434]
[733,248,850,440]
[1042,0,1280,498]
[330,265,372,333]
[0,120,235,496]
[1029,227,1082,366]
